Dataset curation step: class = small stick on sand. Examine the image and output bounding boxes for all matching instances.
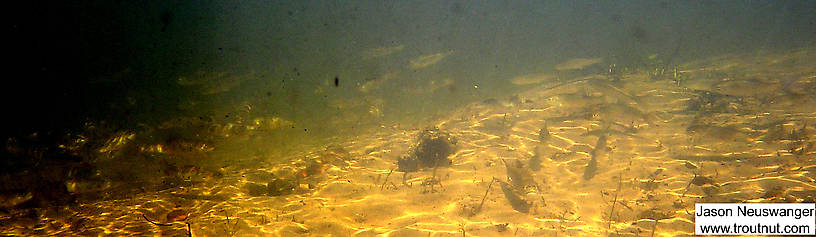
[681,173,696,199]
[380,169,394,191]
[607,173,623,230]
[143,211,190,237]
[142,214,172,227]
[476,178,496,213]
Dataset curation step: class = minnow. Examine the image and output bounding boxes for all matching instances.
[502,159,536,192]
[498,180,531,213]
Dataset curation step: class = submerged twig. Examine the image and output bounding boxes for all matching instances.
[380,169,394,191]
[402,172,411,187]
[142,213,192,236]
[422,158,443,193]
[142,214,172,227]
[476,178,496,214]
[607,173,622,230]
[224,210,239,237]
[681,173,696,199]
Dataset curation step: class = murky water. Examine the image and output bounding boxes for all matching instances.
[3,1,815,236]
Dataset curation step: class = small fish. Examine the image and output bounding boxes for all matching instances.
[546,93,606,110]
[594,135,608,151]
[166,209,188,222]
[684,161,698,169]
[498,180,531,213]
[555,57,603,71]
[687,124,753,143]
[359,72,397,93]
[584,135,607,180]
[528,151,542,172]
[409,50,453,69]
[637,208,675,220]
[538,123,551,143]
[690,174,718,187]
[581,127,640,139]
[591,103,655,126]
[361,45,404,59]
[0,192,32,209]
[481,98,498,104]
[590,134,609,160]
[177,70,254,95]
[715,78,780,97]
[511,72,556,85]
[583,156,597,180]
[502,159,536,191]
[65,179,111,194]
[652,168,664,176]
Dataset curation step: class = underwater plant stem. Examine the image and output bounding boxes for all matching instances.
[608,173,622,230]
[142,214,172,226]
[476,178,496,213]
[380,169,393,191]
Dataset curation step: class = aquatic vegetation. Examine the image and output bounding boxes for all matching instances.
[397,127,457,172]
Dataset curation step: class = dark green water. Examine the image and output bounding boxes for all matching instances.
[2,0,815,211]
[7,1,815,138]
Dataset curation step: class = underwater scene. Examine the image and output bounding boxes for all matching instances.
[3,1,816,236]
